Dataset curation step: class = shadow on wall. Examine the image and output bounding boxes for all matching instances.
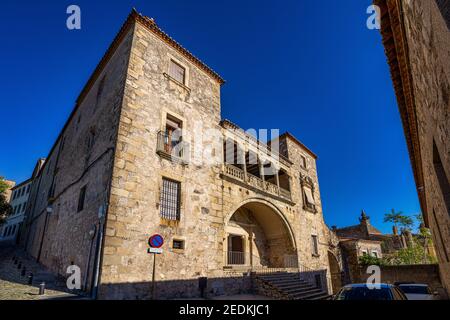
[98,274,254,300]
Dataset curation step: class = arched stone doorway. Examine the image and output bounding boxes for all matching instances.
[224,199,297,269]
[327,251,342,294]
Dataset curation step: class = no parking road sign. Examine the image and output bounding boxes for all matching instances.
[148,234,164,248]
[147,234,164,300]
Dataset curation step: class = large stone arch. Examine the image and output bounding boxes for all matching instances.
[223,197,298,268]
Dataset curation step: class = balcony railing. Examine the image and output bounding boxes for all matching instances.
[222,164,292,201]
[156,131,189,164]
[227,251,247,265]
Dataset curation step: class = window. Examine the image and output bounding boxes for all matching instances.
[172,239,185,250]
[303,186,316,212]
[158,115,185,159]
[362,250,368,256]
[371,251,379,258]
[77,185,87,212]
[169,60,186,84]
[300,155,307,169]
[26,184,31,194]
[160,178,181,220]
[433,141,450,216]
[96,75,106,109]
[86,129,96,154]
[311,235,319,256]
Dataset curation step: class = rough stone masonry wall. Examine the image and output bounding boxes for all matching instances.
[98,20,224,299]
[98,20,333,299]
[401,0,450,293]
[21,27,134,291]
[283,138,333,274]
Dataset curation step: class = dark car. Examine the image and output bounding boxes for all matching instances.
[333,283,408,300]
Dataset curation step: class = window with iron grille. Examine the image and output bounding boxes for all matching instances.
[160,178,181,220]
[169,60,186,84]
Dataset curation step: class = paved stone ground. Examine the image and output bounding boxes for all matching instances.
[0,245,82,300]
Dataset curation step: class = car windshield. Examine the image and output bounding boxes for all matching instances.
[398,285,431,294]
[336,287,392,300]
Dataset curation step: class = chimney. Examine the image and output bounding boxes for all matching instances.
[393,225,398,235]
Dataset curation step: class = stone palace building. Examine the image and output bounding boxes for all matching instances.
[20,9,340,299]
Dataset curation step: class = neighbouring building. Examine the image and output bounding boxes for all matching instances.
[20,10,341,299]
[1,179,15,203]
[333,210,437,284]
[0,160,44,244]
[375,0,450,294]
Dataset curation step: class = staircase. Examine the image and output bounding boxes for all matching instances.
[254,272,331,300]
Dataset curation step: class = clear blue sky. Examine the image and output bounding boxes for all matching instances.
[0,0,420,233]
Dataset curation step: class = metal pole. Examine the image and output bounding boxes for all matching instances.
[151,253,156,300]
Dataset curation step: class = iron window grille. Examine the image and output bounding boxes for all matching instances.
[160,178,181,221]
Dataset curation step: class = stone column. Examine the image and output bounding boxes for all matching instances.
[259,158,265,182]
[242,146,248,182]
[275,166,280,195]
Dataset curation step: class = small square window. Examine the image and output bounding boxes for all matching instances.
[173,239,185,250]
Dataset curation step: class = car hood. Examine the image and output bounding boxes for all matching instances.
[404,293,434,300]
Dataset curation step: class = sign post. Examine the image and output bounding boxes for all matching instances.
[148,234,164,300]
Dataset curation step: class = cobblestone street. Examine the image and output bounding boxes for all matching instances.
[0,245,81,300]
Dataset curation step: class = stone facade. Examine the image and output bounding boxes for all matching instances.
[2,179,15,203]
[375,0,450,295]
[20,10,337,299]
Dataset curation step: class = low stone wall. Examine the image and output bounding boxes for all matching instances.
[99,273,254,300]
[357,264,447,298]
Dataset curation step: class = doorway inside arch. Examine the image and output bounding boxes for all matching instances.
[224,201,298,269]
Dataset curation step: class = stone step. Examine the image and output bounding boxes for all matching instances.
[292,290,329,300]
[282,285,317,294]
[274,282,313,290]
[262,278,305,285]
[257,274,298,279]
[303,292,332,300]
[286,287,321,296]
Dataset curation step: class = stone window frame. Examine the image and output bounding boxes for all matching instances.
[164,54,191,91]
[158,110,189,164]
[300,174,317,213]
[157,172,185,224]
[311,234,320,257]
[300,154,308,170]
[171,236,187,254]
[371,250,379,258]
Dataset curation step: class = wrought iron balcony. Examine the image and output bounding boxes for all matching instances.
[156,131,189,164]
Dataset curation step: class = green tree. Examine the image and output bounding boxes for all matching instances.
[384,241,437,265]
[359,254,384,266]
[0,177,13,226]
[384,208,413,231]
